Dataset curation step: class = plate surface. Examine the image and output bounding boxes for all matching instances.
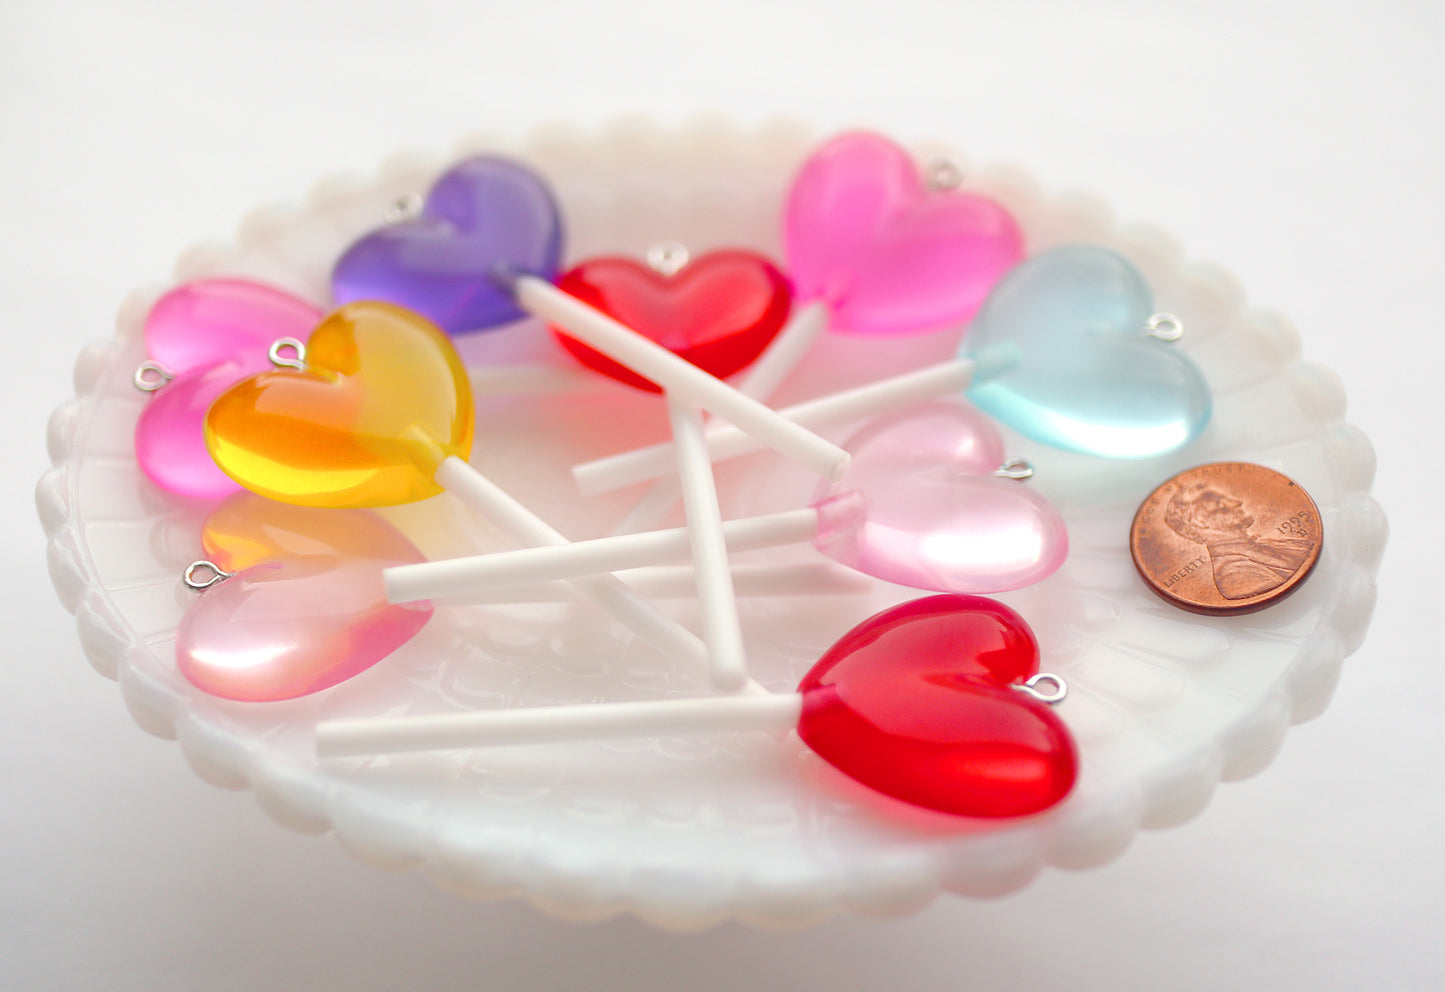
[38,119,1386,929]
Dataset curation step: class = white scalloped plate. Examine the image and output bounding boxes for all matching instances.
[38,119,1386,930]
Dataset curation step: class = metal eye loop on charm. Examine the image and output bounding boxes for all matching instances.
[133,361,175,392]
[926,158,964,191]
[645,241,690,277]
[384,192,424,224]
[183,560,234,591]
[994,458,1035,481]
[1013,673,1068,705]
[1146,312,1184,342]
[268,337,308,370]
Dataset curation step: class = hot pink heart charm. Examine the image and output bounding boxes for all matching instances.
[784,131,1024,336]
[176,495,432,701]
[136,279,323,500]
[813,401,1068,593]
[797,594,1077,818]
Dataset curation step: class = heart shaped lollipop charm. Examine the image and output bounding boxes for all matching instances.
[331,156,563,334]
[550,249,793,391]
[784,131,1024,336]
[796,594,1077,818]
[177,494,433,701]
[205,301,474,507]
[813,401,1068,593]
[135,279,323,500]
[964,244,1212,458]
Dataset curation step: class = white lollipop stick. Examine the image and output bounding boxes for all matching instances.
[667,395,748,692]
[385,505,824,603]
[317,693,805,758]
[432,455,725,686]
[609,300,832,536]
[508,273,850,482]
[730,299,831,400]
[439,563,872,604]
[574,358,979,496]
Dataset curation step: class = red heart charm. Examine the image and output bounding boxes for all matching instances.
[796,594,1077,818]
[549,249,793,392]
[176,494,433,701]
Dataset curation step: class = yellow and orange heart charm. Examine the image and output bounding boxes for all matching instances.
[205,301,474,507]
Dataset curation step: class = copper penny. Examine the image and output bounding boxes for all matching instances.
[1130,462,1322,616]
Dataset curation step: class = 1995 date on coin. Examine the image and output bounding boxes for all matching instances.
[1129,462,1322,616]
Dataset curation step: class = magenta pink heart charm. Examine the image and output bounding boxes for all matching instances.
[176,495,432,701]
[813,401,1068,593]
[784,131,1024,336]
[135,279,322,501]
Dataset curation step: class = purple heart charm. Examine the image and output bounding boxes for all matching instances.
[331,156,564,334]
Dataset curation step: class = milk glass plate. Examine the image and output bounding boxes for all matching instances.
[38,118,1386,930]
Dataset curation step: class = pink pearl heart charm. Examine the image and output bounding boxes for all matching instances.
[136,279,323,500]
[814,401,1068,593]
[784,131,1024,336]
[176,495,433,701]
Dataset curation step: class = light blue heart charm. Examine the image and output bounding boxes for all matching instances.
[962,244,1211,458]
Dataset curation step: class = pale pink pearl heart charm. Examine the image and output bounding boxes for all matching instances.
[178,558,429,702]
[814,402,1068,593]
[783,131,1024,336]
[136,279,323,500]
[176,495,433,702]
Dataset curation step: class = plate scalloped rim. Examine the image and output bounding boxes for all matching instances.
[37,116,1387,930]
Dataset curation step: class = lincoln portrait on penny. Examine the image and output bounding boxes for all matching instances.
[1163,484,1314,600]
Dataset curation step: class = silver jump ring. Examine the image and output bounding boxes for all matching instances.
[183,560,234,591]
[1013,673,1068,705]
[384,192,424,224]
[645,241,690,277]
[926,158,964,191]
[994,458,1035,481]
[133,361,175,392]
[1146,312,1184,342]
[268,337,308,370]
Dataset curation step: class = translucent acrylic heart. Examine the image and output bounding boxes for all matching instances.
[964,244,1212,458]
[813,402,1068,592]
[136,279,322,500]
[796,594,1077,817]
[331,156,563,334]
[204,301,474,507]
[177,495,433,701]
[784,131,1024,336]
[551,250,792,390]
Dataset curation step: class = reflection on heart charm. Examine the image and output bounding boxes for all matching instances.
[204,301,474,508]
[814,401,1068,593]
[797,594,1077,818]
[331,156,562,334]
[135,279,322,500]
[784,131,1024,336]
[964,244,1212,458]
[176,494,433,701]
[550,250,793,391]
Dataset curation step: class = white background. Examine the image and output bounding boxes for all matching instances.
[3,1,1440,988]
